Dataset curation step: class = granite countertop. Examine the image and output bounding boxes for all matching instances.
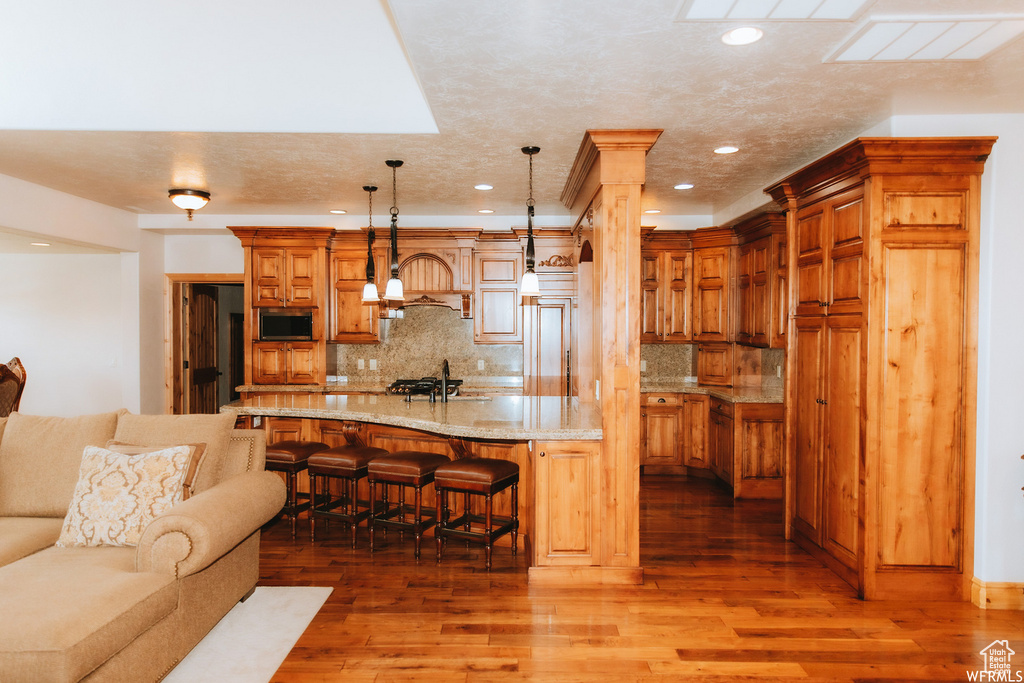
[236,376,525,395]
[640,379,784,404]
[222,393,602,441]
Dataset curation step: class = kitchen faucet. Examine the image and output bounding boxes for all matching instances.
[440,359,450,403]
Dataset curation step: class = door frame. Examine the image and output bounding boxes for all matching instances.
[165,273,243,414]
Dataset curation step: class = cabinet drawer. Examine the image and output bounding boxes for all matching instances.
[642,392,681,406]
[709,397,734,418]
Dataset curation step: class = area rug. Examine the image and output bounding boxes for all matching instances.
[163,586,332,683]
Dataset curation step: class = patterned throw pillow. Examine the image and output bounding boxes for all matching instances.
[56,444,194,548]
[105,441,207,499]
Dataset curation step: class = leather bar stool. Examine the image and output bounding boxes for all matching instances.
[367,451,450,559]
[308,443,389,547]
[265,440,329,538]
[434,458,519,570]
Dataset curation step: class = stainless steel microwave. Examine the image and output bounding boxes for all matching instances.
[258,308,314,341]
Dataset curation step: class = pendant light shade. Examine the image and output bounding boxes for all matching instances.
[521,146,540,298]
[361,185,379,304]
[383,159,405,303]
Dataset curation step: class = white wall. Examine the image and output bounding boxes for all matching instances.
[0,254,127,415]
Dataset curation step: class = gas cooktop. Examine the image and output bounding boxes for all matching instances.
[386,377,462,397]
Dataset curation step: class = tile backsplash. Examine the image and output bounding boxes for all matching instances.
[332,305,523,381]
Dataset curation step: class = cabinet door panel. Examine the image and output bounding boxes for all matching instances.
[534,441,600,565]
[827,193,865,315]
[641,283,662,340]
[641,407,681,466]
[771,235,787,349]
[252,343,287,384]
[822,317,862,570]
[664,252,692,341]
[792,318,825,542]
[475,288,520,342]
[287,342,320,384]
[794,211,825,316]
[329,252,378,342]
[683,395,709,468]
[253,248,285,307]
[286,248,319,307]
[877,246,966,570]
[693,247,731,341]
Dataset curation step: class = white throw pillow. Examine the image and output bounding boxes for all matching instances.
[56,444,194,548]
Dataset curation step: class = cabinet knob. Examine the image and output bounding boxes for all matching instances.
[539,451,546,457]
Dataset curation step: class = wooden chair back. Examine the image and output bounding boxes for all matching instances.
[0,357,27,417]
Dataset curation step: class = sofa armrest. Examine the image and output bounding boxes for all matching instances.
[135,470,286,577]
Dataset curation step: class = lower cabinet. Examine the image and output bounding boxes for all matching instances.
[533,440,601,566]
[640,393,684,473]
[640,392,783,499]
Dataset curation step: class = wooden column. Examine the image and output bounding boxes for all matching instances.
[549,129,662,584]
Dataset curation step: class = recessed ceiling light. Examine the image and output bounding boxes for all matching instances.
[644,209,662,214]
[329,209,347,215]
[674,183,694,190]
[478,209,494,214]
[722,26,763,45]
[474,184,493,191]
[30,242,51,247]
[714,146,740,154]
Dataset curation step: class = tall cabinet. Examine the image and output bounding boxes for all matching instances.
[767,137,995,601]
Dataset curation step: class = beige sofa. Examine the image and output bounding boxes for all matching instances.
[0,410,287,682]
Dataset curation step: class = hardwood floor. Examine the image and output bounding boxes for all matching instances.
[260,475,1023,682]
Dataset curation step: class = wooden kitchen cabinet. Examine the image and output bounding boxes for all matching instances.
[691,230,736,342]
[251,341,321,385]
[767,137,994,600]
[707,397,783,499]
[640,244,692,343]
[327,246,378,343]
[770,231,787,349]
[708,398,734,484]
[532,440,601,567]
[474,250,522,343]
[682,394,709,469]
[252,246,321,308]
[735,213,787,349]
[640,393,683,472]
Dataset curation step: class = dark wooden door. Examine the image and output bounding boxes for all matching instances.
[186,284,219,413]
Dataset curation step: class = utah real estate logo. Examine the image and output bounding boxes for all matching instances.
[969,640,1022,681]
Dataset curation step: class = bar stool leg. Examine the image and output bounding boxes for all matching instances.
[286,470,299,539]
[436,487,445,563]
[511,482,519,556]
[484,492,493,570]
[368,480,377,552]
[309,472,318,542]
[413,484,423,559]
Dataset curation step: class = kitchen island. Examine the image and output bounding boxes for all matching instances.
[221,393,604,577]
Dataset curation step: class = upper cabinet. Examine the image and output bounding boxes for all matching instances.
[327,236,379,343]
[252,246,322,308]
[691,229,736,343]
[474,241,523,344]
[734,213,786,349]
[641,233,692,343]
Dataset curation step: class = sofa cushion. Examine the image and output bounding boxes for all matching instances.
[0,546,177,683]
[0,517,63,568]
[0,412,120,518]
[113,412,235,494]
[56,445,195,548]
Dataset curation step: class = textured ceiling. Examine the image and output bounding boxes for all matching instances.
[0,0,1021,231]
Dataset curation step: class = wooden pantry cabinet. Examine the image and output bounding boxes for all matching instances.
[767,136,995,601]
[640,236,692,342]
[734,213,786,349]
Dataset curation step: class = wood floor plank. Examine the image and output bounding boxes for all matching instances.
[262,476,1024,682]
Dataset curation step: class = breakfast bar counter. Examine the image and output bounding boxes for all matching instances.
[221,393,602,442]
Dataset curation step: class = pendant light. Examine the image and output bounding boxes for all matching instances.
[168,189,210,221]
[361,185,379,304]
[520,146,541,297]
[383,159,405,302]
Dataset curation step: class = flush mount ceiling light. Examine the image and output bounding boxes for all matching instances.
[168,189,210,221]
[674,183,695,190]
[361,185,379,305]
[722,26,764,45]
[714,145,740,154]
[383,159,405,303]
[30,242,50,247]
[478,209,495,214]
[520,145,541,298]
[474,184,493,191]
[329,209,347,215]
[644,209,662,214]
